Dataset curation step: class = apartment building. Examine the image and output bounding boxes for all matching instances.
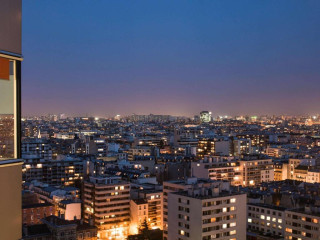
[23,156,84,186]
[239,156,274,186]
[266,147,286,158]
[197,138,216,158]
[285,207,320,239]
[247,203,286,238]
[306,169,320,183]
[167,182,246,240]
[83,176,131,239]
[274,161,289,181]
[163,178,226,240]
[128,147,152,161]
[233,138,252,157]
[22,139,53,161]
[130,199,148,234]
[191,156,241,185]
[135,189,163,230]
[288,158,316,180]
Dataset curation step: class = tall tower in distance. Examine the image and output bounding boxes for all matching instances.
[0,0,23,239]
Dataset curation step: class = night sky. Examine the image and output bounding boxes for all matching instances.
[22,0,320,117]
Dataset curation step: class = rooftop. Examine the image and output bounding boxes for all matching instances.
[23,202,53,209]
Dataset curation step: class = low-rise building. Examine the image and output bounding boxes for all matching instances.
[22,215,98,240]
[23,203,54,225]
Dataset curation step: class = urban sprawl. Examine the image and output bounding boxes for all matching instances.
[15,112,320,239]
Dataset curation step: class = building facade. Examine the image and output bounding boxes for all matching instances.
[83,176,131,239]
[167,182,246,240]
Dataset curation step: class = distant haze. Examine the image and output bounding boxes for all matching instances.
[22,0,320,117]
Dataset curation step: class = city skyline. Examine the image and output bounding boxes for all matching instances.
[3,1,320,239]
[22,0,320,116]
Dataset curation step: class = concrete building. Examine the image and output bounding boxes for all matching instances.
[0,0,23,239]
[214,140,232,156]
[266,147,286,158]
[22,139,53,161]
[83,176,131,239]
[197,138,215,158]
[128,147,152,161]
[163,178,228,240]
[130,199,148,234]
[233,138,253,157]
[23,156,85,186]
[285,206,320,239]
[274,161,289,181]
[288,158,316,180]
[239,156,274,186]
[167,181,246,240]
[247,203,286,238]
[306,169,320,183]
[130,189,163,232]
[191,156,241,185]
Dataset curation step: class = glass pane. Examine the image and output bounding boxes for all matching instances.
[0,60,15,159]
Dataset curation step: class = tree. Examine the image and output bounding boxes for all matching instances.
[139,218,149,239]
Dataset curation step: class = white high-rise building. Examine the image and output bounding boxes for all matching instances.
[167,182,246,240]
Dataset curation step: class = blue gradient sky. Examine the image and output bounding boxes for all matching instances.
[22,0,320,117]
